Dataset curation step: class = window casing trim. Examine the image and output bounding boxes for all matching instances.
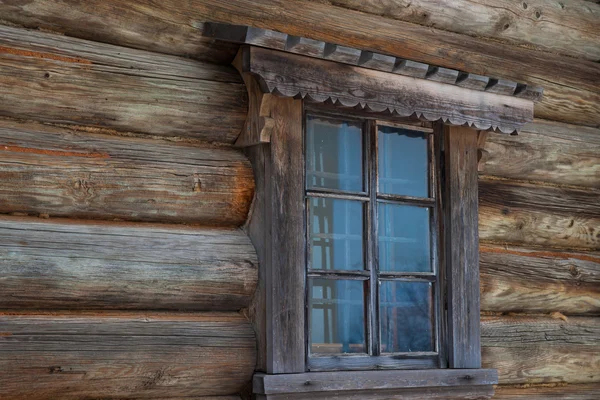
[303,110,445,371]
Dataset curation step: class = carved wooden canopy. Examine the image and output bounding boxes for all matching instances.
[204,23,543,144]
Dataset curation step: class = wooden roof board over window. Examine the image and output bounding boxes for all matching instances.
[204,22,519,400]
[205,22,542,142]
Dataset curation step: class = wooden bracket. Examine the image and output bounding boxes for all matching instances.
[233,48,276,147]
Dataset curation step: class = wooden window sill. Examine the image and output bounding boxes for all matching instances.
[254,369,498,399]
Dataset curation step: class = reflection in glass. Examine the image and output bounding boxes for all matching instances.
[378,126,428,197]
[306,116,363,192]
[310,278,366,354]
[309,197,364,271]
[380,281,433,353]
[378,203,431,272]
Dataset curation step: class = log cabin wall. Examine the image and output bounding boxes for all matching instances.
[0,1,598,399]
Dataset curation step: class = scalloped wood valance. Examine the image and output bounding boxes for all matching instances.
[204,23,543,144]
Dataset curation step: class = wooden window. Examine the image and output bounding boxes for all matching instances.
[305,112,443,371]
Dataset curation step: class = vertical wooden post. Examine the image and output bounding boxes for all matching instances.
[245,93,306,375]
[267,96,305,373]
[444,125,482,369]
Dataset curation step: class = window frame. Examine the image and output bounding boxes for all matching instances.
[303,109,445,371]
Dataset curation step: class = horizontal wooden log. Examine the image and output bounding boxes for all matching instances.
[0,25,247,143]
[324,0,600,62]
[1,1,599,126]
[480,119,600,189]
[0,217,258,311]
[0,119,254,225]
[494,383,600,399]
[480,244,600,315]
[481,315,600,384]
[0,312,256,399]
[479,179,600,250]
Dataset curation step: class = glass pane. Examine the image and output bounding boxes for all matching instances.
[378,203,431,272]
[309,278,366,354]
[378,126,429,197]
[380,281,434,353]
[309,197,364,271]
[306,116,363,192]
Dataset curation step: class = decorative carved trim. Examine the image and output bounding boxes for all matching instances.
[204,23,543,103]
[235,46,534,137]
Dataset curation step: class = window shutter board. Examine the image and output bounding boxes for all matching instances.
[444,126,482,369]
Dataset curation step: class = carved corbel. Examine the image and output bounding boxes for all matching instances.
[233,47,275,147]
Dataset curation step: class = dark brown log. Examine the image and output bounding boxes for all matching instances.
[482,315,600,347]
[0,25,247,143]
[0,312,256,399]
[479,119,600,189]
[479,179,600,250]
[1,0,598,126]
[494,383,600,399]
[480,244,600,315]
[321,0,600,62]
[444,126,481,368]
[481,315,600,384]
[0,216,257,311]
[0,119,254,225]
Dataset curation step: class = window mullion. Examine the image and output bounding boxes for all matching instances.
[367,119,380,357]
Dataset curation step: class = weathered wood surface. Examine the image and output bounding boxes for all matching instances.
[482,315,600,346]
[444,126,481,368]
[480,119,600,188]
[254,369,497,394]
[0,119,254,225]
[0,312,256,399]
[481,315,600,384]
[480,244,600,315]
[479,179,600,250]
[494,383,600,399]
[208,23,540,102]
[0,25,247,143]
[323,0,600,62]
[0,217,257,311]
[255,386,495,400]
[1,1,599,126]
[239,46,533,134]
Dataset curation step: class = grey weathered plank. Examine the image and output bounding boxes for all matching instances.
[255,386,495,399]
[0,25,247,143]
[426,66,459,84]
[255,369,497,394]
[480,244,600,315]
[485,78,518,95]
[0,313,256,399]
[479,179,600,250]
[204,23,286,50]
[358,51,395,71]
[393,59,429,78]
[286,35,325,57]
[0,119,254,225]
[456,72,489,90]
[243,46,532,133]
[0,216,257,310]
[266,95,306,373]
[323,43,362,64]
[444,126,481,369]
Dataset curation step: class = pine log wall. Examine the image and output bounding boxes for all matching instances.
[0,1,598,399]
